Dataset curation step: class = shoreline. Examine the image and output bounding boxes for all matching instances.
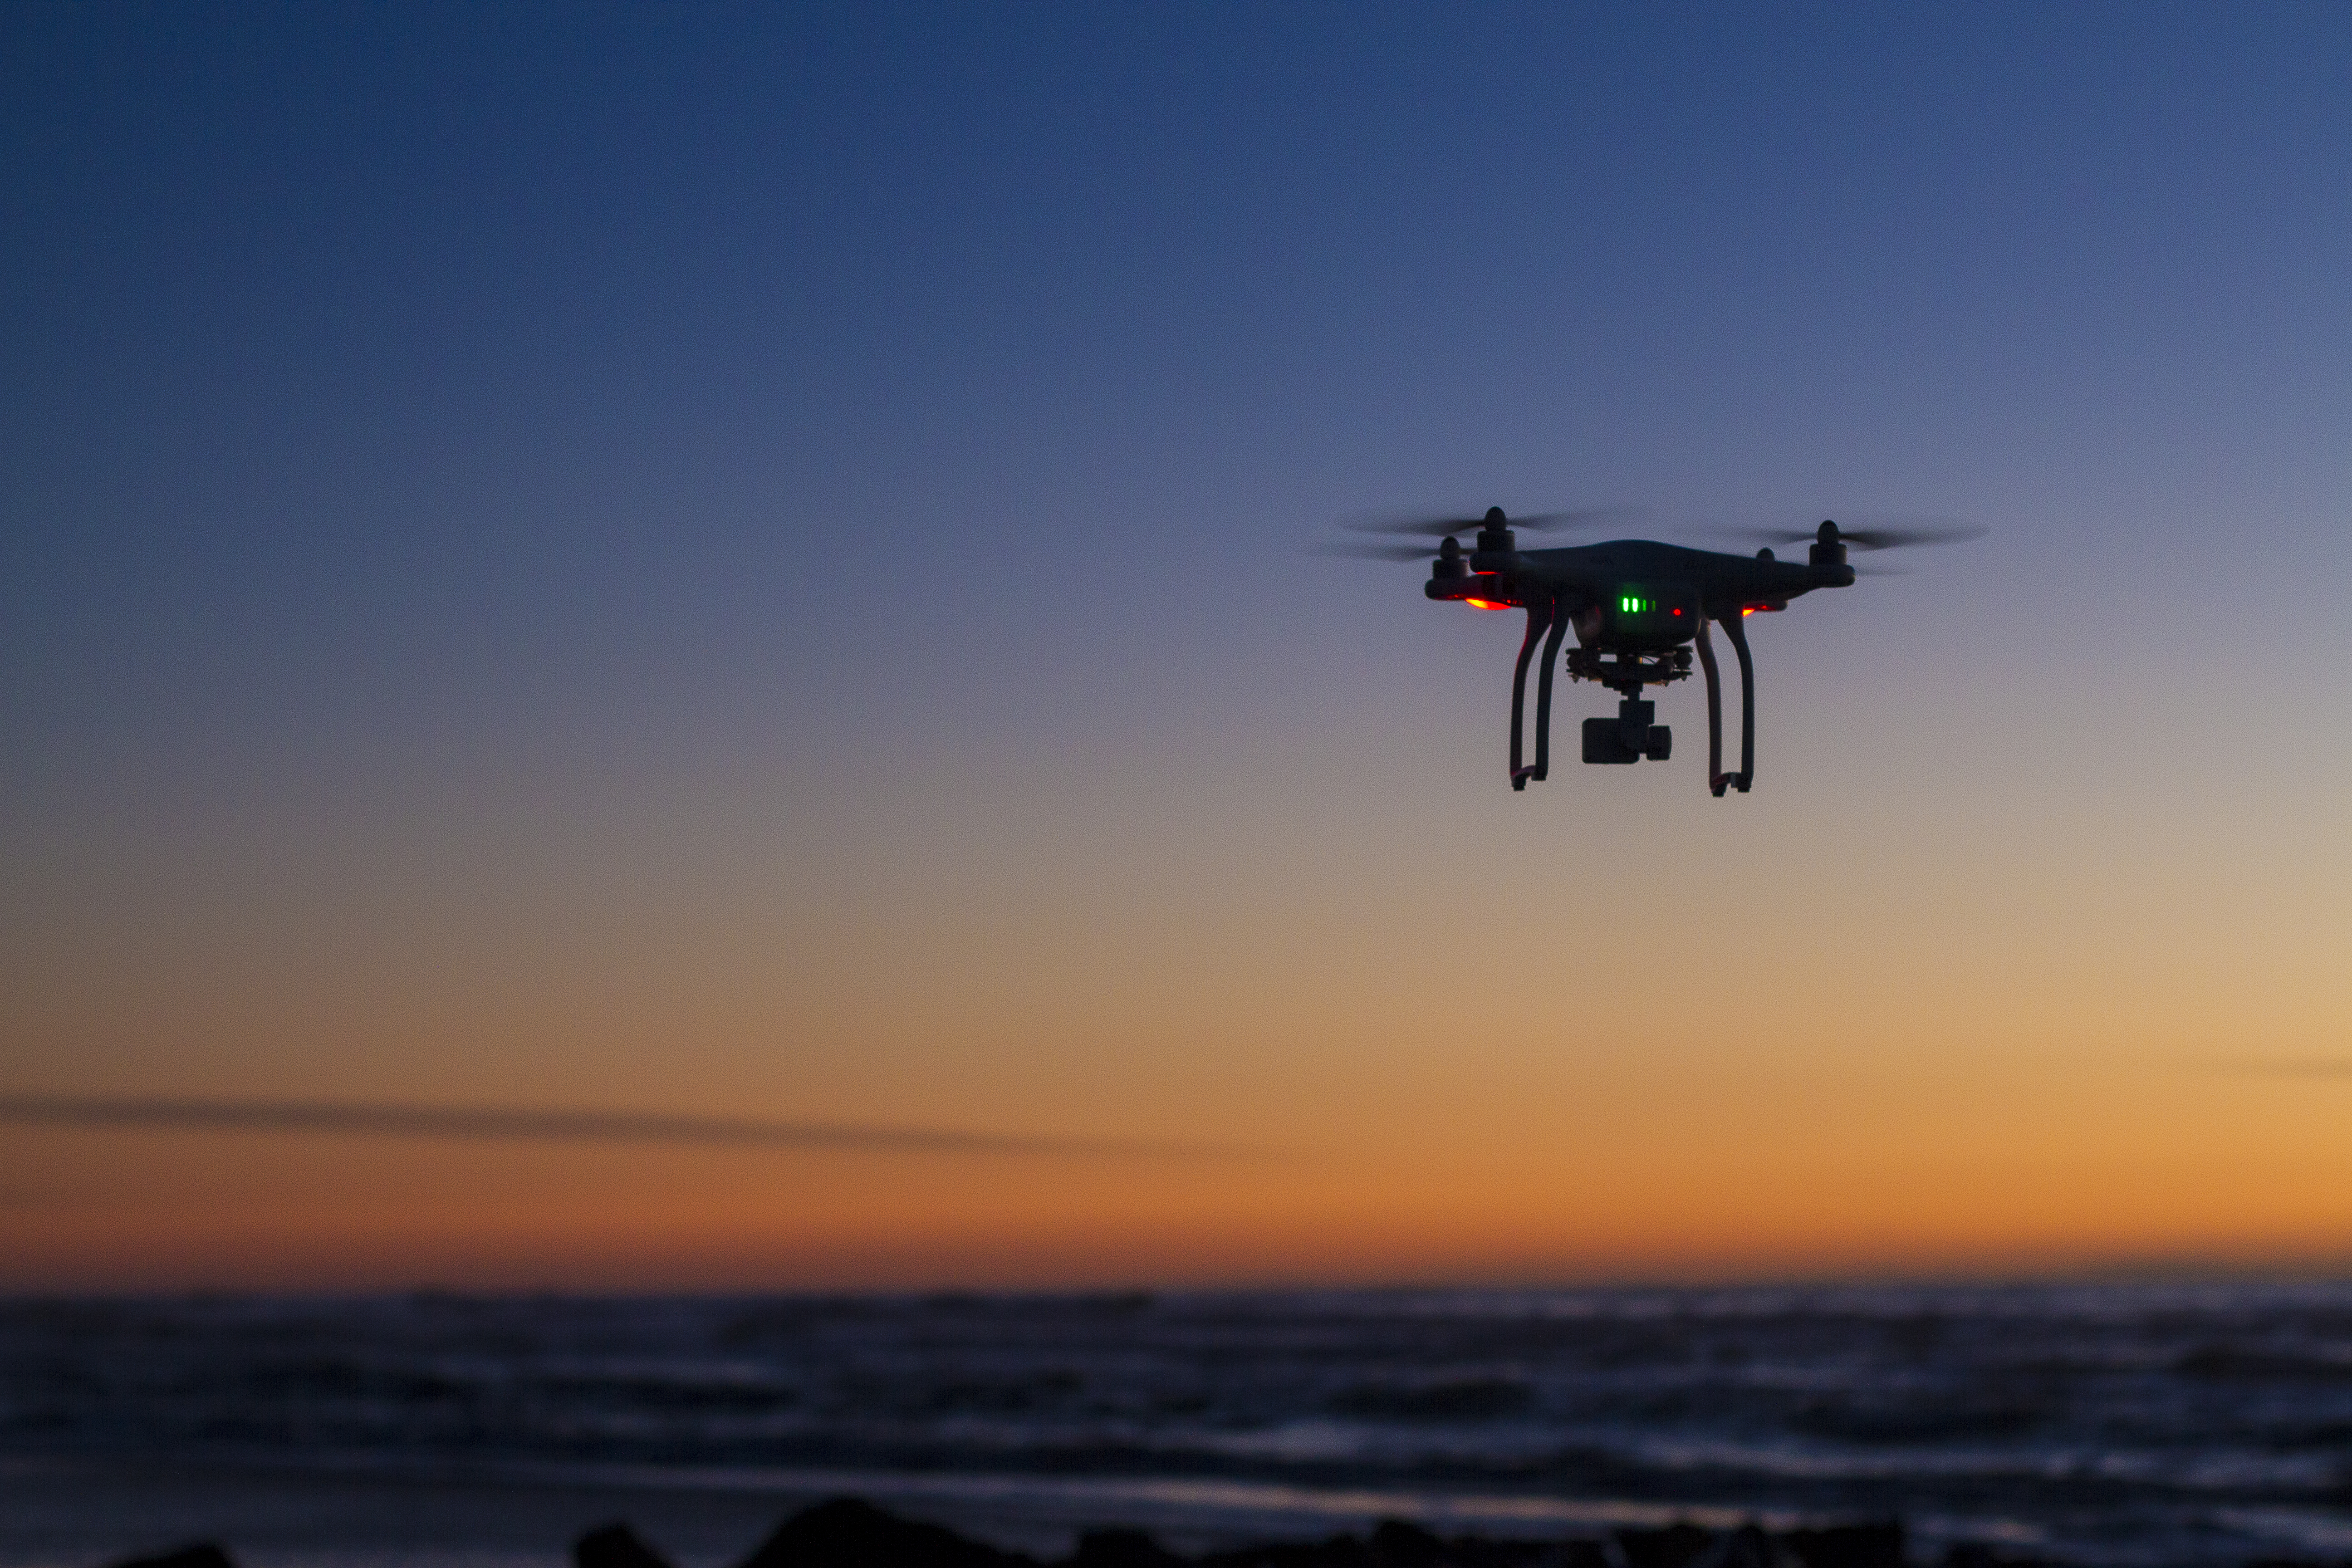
[19,1472,2330,1568]
[0,1454,1852,1560]
[93,1495,1925,1568]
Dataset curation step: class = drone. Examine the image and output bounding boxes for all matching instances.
[1329,508,1983,794]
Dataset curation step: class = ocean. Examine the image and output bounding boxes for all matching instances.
[5,1283,2352,1568]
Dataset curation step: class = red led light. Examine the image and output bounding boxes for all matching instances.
[1465,598,1508,611]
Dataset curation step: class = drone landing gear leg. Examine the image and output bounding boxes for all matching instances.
[1695,617,1727,797]
[1720,609,1756,793]
[1530,595,1570,782]
[1509,601,1553,790]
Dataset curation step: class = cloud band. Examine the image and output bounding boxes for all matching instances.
[0,1094,1219,1158]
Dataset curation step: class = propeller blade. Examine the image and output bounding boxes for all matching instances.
[1711,517,1987,552]
[1337,505,1642,539]
[1337,514,1488,538]
[1502,505,1650,534]
[1836,521,1988,551]
[1308,540,1453,562]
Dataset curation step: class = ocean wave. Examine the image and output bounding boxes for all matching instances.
[9,1284,2352,1566]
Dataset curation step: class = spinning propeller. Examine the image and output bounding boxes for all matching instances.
[1718,518,1988,551]
[1316,505,1642,560]
[1708,518,1987,575]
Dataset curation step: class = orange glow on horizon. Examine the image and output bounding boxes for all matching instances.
[6,607,2345,1293]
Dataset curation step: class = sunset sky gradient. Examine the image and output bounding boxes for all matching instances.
[4,2,2349,1289]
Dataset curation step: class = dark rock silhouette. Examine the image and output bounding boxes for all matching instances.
[1686,1526,1789,1568]
[1070,1529,1189,1568]
[737,1497,1038,1568]
[1200,1522,1579,1568]
[107,1547,237,1568]
[1366,1522,1446,1568]
[60,1492,2332,1568]
[1616,1525,1718,1568]
[1779,1524,1903,1568]
[1936,1548,2053,1568]
[542,1498,2325,1568]
[577,1523,677,1568]
[1198,1534,1376,1568]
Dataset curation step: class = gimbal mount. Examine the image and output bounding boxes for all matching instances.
[1505,601,1757,796]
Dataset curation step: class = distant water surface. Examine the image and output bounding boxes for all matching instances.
[5,1284,2352,1568]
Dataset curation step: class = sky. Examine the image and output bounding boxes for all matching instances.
[3,2,2349,1290]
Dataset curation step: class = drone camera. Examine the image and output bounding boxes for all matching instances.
[1583,720,1672,764]
[1582,718,1634,764]
[1583,698,1669,765]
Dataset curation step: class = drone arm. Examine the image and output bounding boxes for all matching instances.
[1695,616,1726,796]
[1530,594,1570,781]
[1719,608,1756,793]
[1509,601,1552,790]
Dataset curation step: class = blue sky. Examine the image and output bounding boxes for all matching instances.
[5,3,2350,1285]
